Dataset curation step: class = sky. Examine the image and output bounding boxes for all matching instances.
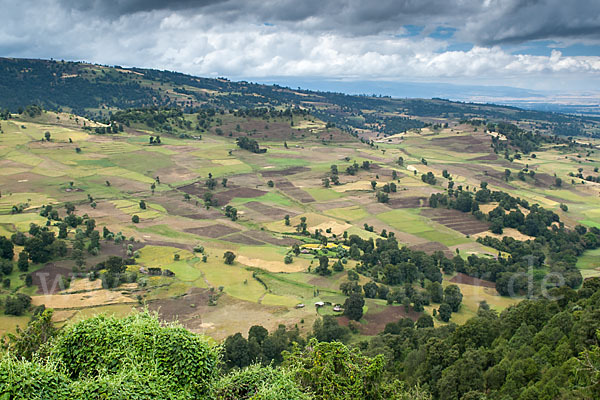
[1,0,599,95]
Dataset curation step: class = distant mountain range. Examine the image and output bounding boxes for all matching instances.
[254,78,600,116]
[1,57,598,137]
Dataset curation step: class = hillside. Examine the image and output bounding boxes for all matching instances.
[1,57,599,138]
[0,59,600,399]
[1,102,599,336]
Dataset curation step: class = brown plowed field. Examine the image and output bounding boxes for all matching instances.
[32,264,72,294]
[273,179,314,203]
[224,233,266,245]
[469,154,498,161]
[261,166,310,177]
[421,208,489,235]
[338,305,421,335]
[387,196,429,209]
[244,201,295,220]
[144,287,210,321]
[185,224,240,238]
[409,241,451,256]
[154,193,222,219]
[247,231,302,246]
[450,272,496,288]
[430,134,491,153]
[178,184,267,205]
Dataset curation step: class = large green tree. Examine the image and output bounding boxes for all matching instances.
[344,293,365,321]
[443,285,463,312]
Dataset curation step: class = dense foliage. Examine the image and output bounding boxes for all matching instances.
[111,107,187,132]
[1,312,219,399]
[360,279,600,399]
[0,311,432,399]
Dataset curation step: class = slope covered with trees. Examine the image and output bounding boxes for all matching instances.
[1,57,598,137]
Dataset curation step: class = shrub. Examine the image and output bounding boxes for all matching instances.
[49,312,220,396]
[212,364,309,400]
[223,251,236,265]
[283,338,391,399]
[0,357,72,399]
[4,293,32,316]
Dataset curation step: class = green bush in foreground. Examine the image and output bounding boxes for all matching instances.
[1,311,220,399]
[50,312,219,393]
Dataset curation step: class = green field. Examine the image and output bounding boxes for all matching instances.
[577,248,600,270]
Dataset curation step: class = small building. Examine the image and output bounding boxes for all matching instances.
[333,305,343,312]
[295,303,305,309]
[315,301,325,308]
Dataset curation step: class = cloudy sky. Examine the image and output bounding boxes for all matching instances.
[1,0,599,93]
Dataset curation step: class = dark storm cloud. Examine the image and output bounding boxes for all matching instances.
[57,0,600,44]
[61,0,227,15]
[468,0,600,45]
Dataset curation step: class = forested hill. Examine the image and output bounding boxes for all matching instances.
[1,57,599,137]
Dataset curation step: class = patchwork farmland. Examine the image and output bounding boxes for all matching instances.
[1,104,599,344]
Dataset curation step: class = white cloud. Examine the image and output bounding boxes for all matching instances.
[0,2,599,91]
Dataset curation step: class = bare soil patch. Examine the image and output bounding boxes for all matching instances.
[450,272,496,288]
[474,167,514,190]
[32,263,72,294]
[357,152,386,162]
[184,210,224,220]
[409,241,451,256]
[185,224,240,238]
[244,201,295,220]
[176,182,207,198]
[273,179,314,203]
[178,184,267,205]
[247,231,302,246]
[145,287,211,322]
[388,197,429,209]
[469,154,498,161]
[217,119,354,142]
[216,187,267,203]
[143,240,193,251]
[261,166,310,177]
[533,172,558,188]
[338,305,421,335]
[363,202,392,214]
[313,200,356,211]
[430,134,491,153]
[376,168,403,178]
[224,233,266,245]
[226,173,265,188]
